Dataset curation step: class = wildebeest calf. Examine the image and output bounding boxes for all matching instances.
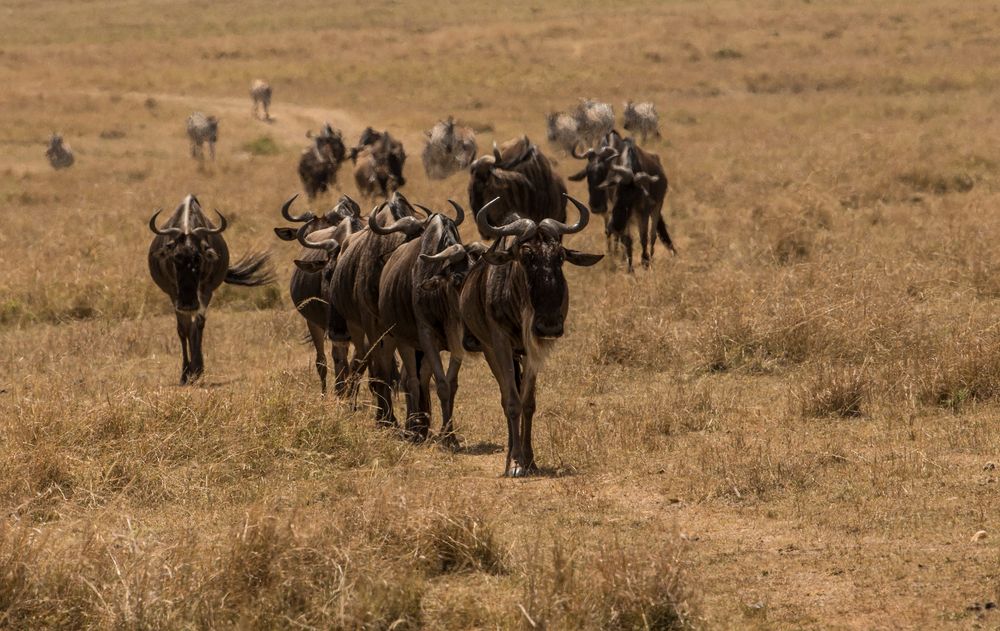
[45,133,74,170]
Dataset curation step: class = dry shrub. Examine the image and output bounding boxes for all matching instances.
[897,169,974,195]
[417,514,509,576]
[919,339,1000,412]
[651,381,720,435]
[521,540,698,631]
[593,311,675,371]
[798,365,868,418]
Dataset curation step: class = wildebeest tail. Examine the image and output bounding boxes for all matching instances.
[656,215,676,253]
[225,251,276,286]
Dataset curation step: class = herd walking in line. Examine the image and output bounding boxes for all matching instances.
[50,82,673,476]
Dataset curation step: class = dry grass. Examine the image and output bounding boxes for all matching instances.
[1,0,1000,628]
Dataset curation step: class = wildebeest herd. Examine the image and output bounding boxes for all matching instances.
[51,85,673,476]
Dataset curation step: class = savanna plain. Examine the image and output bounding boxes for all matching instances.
[1,1,999,628]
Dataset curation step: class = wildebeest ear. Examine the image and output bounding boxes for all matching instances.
[203,247,220,263]
[273,227,297,241]
[567,169,588,182]
[565,249,604,267]
[294,258,327,273]
[483,246,514,266]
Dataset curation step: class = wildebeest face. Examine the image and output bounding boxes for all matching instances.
[159,235,218,312]
[486,234,602,339]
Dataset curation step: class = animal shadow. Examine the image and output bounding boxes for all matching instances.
[454,441,504,456]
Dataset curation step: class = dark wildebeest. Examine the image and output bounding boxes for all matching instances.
[573,99,615,147]
[545,111,581,154]
[623,101,660,143]
[250,79,272,121]
[567,130,626,251]
[45,133,74,170]
[328,192,426,426]
[600,138,676,271]
[421,117,477,180]
[468,136,567,238]
[298,123,347,200]
[186,112,219,162]
[460,195,603,476]
[273,194,363,394]
[351,128,407,199]
[148,194,274,384]
[377,200,486,444]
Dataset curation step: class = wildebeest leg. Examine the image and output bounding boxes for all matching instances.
[638,210,652,269]
[188,313,207,382]
[307,321,328,395]
[175,312,192,385]
[397,345,425,440]
[417,354,434,440]
[620,232,634,273]
[519,360,539,473]
[482,341,523,476]
[209,141,215,162]
[368,337,398,428]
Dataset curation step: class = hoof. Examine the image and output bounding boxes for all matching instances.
[438,433,461,452]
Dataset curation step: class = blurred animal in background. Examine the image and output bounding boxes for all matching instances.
[623,101,660,143]
[421,116,477,180]
[298,123,347,200]
[573,99,615,147]
[250,79,272,121]
[186,112,219,162]
[45,133,74,170]
[545,111,581,154]
[351,127,406,198]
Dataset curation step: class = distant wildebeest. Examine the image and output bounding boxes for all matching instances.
[250,79,272,121]
[468,136,567,238]
[273,194,363,394]
[623,101,660,143]
[186,112,219,162]
[298,123,347,200]
[567,130,626,250]
[377,200,484,443]
[351,128,406,198]
[599,138,676,271]
[421,117,477,180]
[573,99,615,147]
[460,195,603,476]
[328,192,426,426]
[545,111,581,154]
[148,194,274,384]
[45,133,74,170]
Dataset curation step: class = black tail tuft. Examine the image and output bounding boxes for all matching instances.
[656,216,676,254]
[225,251,276,287]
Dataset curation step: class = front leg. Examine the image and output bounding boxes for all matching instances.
[175,312,193,385]
[482,341,523,476]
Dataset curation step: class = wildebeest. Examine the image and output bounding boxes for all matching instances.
[148,194,274,384]
[45,133,74,170]
[460,195,603,476]
[351,128,406,198]
[623,101,660,143]
[600,138,676,271]
[567,130,626,250]
[574,99,615,147]
[328,192,426,426]
[377,200,483,444]
[468,136,567,238]
[273,194,363,394]
[298,123,348,200]
[421,117,477,180]
[186,112,219,162]
[545,111,581,154]
[250,79,272,121]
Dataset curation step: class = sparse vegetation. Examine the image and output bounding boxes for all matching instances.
[0,0,998,628]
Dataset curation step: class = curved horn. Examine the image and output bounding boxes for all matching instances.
[281,194,314,223]
[475,197,537,241]
[419,243,466,264]
[296,218,339,251]
[492,141,501,163]
[148,209,182,237]
[413,203,435,218]
[368,209,424,236]
[193,210,228,235]
[571,143,593,160]
[539,194,591,236]
[447,200,466,227]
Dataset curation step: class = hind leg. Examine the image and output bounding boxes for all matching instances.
[307,321,328,395]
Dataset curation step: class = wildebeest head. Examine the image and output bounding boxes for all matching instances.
[412,201,478,290]
[47,133,64,153]
[149,198,227,313]
[599,140,660,199]
[368,192,431,241]
[291,212,358,295]
[308,123,346,164]
[476,195,603,339]
[567,131,624,214]
[273,193,362,242]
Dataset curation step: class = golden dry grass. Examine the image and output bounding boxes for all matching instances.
[1,0,999,628]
